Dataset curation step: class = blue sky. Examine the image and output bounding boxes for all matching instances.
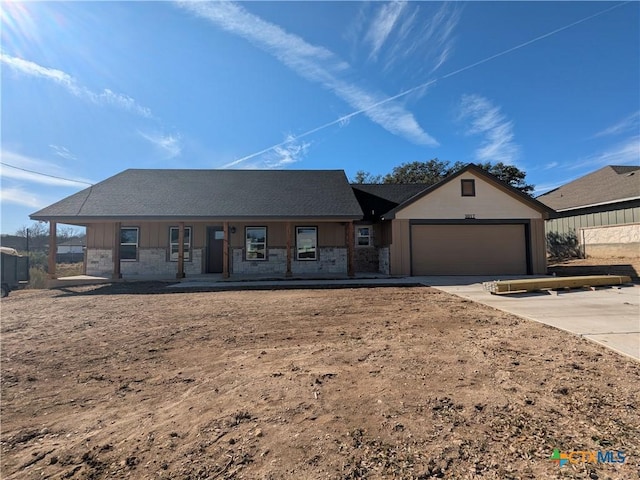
[1,1,639,234]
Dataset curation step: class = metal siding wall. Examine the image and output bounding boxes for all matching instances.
[546,207,640,236]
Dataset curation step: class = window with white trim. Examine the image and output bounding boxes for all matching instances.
[120,227,139,261]
[170,226,191,261]
[356,226,372,246]
[246,227,267,260]
[296,226,317,260]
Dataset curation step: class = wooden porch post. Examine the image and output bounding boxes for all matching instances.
[285,222,292,277]
[113,222,121,279]
[346,221,355,277]
[176,222,185,278]
[223,222,229,278]
[48,221,57,279]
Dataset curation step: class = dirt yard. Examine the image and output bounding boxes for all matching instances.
[1,284,638,479]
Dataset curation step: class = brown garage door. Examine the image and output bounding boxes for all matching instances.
[411,224,527,275]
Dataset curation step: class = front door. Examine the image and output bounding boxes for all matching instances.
[207,227,224,273]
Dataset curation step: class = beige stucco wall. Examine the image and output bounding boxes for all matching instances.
[394,172,543,220]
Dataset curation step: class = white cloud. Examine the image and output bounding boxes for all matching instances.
[268,135,310,168]
[360,2,461,77]
[0,186,43,208]
[222,134,310,169]
[138,131,183,159]
[458,94,520,164]
[594,111,640,138]
[572,136,640,169]
[177,1,436,147]
[365,1,407,61]
[0,150,93,187]
[1,52,153,118]
[49,144,77,161]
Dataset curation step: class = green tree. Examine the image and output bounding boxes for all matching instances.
[354,158,534,195]
[352,170,383,184]
[382,158,450,185]
[476,162,535,195]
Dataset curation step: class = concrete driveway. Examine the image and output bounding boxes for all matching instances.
[417,276,640,361]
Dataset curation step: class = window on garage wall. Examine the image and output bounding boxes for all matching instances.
[461,179,476,197]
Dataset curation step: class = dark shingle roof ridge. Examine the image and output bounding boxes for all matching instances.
[610,165,640,174]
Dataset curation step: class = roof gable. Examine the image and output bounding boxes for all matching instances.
[537,165,640,211]
[31,169,364,222]
[384,164,554,219]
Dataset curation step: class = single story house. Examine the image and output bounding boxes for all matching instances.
[537,165,640,257]
[30,164,553,279]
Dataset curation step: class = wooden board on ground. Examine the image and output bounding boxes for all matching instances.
[484,275,633,294]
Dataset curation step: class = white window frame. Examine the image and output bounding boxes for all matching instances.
[296,226,317,261]
[245,226,267,261]
[356,226,372,247]
[120,227,139,261]
[169,226,192,262]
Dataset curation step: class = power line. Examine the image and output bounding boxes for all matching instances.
[0,162,94,186]
[226,1,630,167]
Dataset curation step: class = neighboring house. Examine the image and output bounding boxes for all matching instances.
[57,238,85,255]
[30,164,553,279]
[537,165,640,257]
[56,238,86,264]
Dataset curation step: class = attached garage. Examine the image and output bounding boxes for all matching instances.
[380,165,554,276]
[410,222,529,275]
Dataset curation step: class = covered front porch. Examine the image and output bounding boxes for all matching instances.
[44,219,358,281]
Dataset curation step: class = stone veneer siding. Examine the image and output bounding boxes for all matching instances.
[86,249,113,277]
[581,223,640,258]
[355,247,379,273]
[231,247,348,275]
[232,248,287,275]
[86,248,203,277]
[378,247,390,275]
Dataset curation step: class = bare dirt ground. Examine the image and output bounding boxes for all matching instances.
[1,284,639,479]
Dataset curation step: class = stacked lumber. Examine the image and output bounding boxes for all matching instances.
[483,275,632,294]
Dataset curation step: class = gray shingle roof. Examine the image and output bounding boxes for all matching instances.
[31,169,364,222]
[537,165,640,211]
